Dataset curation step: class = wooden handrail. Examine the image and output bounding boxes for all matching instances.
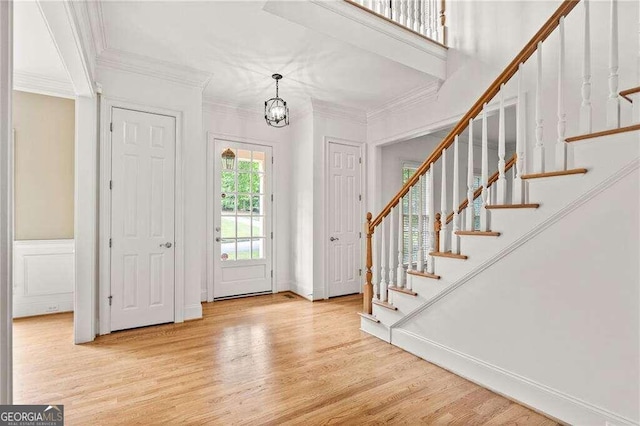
[369,0,580,232]
[445,153,517,224]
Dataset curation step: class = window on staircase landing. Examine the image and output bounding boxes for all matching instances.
[401,164,430,266]
[472,174,482,230]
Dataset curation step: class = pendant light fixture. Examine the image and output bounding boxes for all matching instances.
[264,73,289,128]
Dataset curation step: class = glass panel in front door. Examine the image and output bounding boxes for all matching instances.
[220,148,266,261]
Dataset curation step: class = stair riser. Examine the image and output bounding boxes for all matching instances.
[360,318,390,342]
[388,290,426,313]
[409,275,450,300]
[373,303,403,326]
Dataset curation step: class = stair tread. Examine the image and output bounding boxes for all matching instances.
[372,299,398,311]
[358,312,380,323]
[388,285,418,296]
[455,230,501,236]
[566,124,640,142]
[620,87,640,102]
[429,251,468,260]
[406,270,441,280]
[521,168,587,179]
[486,203,540,209]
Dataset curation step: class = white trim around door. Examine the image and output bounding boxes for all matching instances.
[98,97,184,335]
[206,133,277,302]
[323,137,366,299]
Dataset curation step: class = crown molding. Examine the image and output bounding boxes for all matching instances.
[367,80,441,122]
[13,71,75,99]
[96,49,212,89]
[311,98,367,125]
[203,96,264,120]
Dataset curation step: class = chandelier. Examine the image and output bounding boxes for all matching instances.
[264,73,289,128]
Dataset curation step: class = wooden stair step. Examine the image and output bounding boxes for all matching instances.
[388,286,418,296]
[358,312,380,323]
[566,124,640,143]
[372,299,398,311]
[406,270,441,280]
[486,203,540,209]
[521,168,587,180]
[455,230,501,237]
[429,251,468,260]
[620,86,640,102]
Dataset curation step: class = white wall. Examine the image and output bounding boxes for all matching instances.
[399,161,640,425]
[203,103,293,297]
[97,66,204,321]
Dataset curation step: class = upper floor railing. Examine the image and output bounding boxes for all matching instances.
[345,0,447,46]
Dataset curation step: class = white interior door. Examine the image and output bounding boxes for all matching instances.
[328,141,362,297]
[213,140,272,299]
[110,107,176,331]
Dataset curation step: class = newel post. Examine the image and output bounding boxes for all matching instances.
[364,212,373,314]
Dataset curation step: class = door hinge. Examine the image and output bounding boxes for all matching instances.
[359,157,362,164]
[109,180,113,190]
[358,194,362,201]
[359,232,362,239]
[271,157,274,164]
[108,295,113,306]
[271,194,273,202]
[359,269,362,276]
[270,231,273,239]
[109,238,112,248]
[110,122,113,132]
[271,270,273,278]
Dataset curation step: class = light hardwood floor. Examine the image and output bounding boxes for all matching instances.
[13,293,558,425]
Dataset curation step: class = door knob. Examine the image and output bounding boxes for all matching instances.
[215,237,221,242]
[160,242,172,248]
[330,237,339,242]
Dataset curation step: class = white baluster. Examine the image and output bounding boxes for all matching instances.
[407,0,415,31]
[514,64,526,204]
[396,198,404,287]
[384,0,391,19]
[556,16,567,171]
[426,166,435,273]
[497,83,507,204]
[417,175,425,272]
[466,118,475,231]
[534,42,545,173]
[607,0,620,128]
[389,206,396,287]
[451,135,460,254]
[439,149,449,252]
[373,231,379,300]
[380,219,387,302]
[401,0,408,27]
[424,0,431,38]
[407,185,413,271]
[580,0,592,133]
[480,104,489,231]
[432,0,438,42]
[417,0,424,33]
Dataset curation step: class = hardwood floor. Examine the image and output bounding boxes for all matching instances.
[13,293,558,425]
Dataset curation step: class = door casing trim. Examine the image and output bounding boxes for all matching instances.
[99,98,184,335]
[206,132,277,302]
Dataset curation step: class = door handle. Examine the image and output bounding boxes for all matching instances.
[330,237,339,242]
[215,237,221,243]
[160,242,173,248]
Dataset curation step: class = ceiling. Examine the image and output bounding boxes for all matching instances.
[96,1,439,112]
[13,1,70,83]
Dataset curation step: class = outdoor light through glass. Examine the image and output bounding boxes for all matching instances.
[264,74,289,127]
[221,148,236,170]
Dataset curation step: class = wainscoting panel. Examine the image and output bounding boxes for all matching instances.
[13,240,75,318]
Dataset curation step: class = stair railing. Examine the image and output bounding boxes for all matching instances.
[363,0,592,314]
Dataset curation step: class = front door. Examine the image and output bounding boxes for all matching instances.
[213,140,273,299]
[328,141,362,297]
[110,107,176,331]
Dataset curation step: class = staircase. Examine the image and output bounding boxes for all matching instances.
[359,0,639,424]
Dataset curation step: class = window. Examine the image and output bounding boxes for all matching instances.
[401,164,431,265]
[472,174,482,230]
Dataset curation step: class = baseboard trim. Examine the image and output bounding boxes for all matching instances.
[393,329,638,426]
[183,303,203,321]
[289,282,314,301]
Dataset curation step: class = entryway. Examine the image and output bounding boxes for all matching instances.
[211,139,273,299]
